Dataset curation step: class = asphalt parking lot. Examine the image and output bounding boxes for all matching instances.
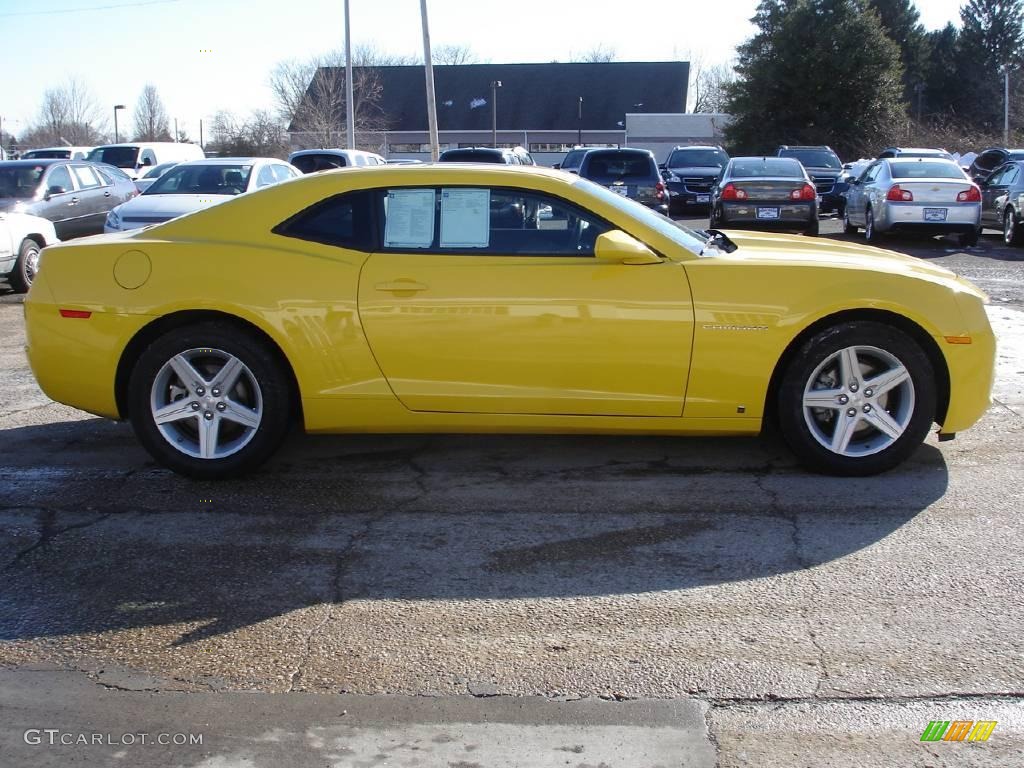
[1,219,1023,767]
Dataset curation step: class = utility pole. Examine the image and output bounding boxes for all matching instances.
[113,104,125,143]
[490,80,502,147]
[420,0,439,161]
[174,118,179,142]
[199,119,204,151]
[577,96,583,146]
[344,0,355,149]
[1004,66,1011,146]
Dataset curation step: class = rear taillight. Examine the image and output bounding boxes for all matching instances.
[721,183,747,201]
[655,181,666,200]
[887,185,913,201]
[957,187,981,202]
[790,183,816,201]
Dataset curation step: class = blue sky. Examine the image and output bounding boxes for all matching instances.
[0,0,966,140]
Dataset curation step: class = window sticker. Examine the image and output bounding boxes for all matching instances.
[440,188,490,248]
[384,189,435,248]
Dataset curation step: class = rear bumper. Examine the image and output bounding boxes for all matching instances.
[718,201,817,228]
[877,202,981,233]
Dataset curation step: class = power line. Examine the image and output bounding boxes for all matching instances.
[0,0,181,18]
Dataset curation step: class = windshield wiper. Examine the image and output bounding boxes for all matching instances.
[700,229,738,255]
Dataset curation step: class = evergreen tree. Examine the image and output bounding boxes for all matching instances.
[867,0,929,102]
[954,0,1024,130]
[922,23,961,119]
[725,0,905,158]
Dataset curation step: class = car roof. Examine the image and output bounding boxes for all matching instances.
[289,149,379,157]
[173,157,276,166]
[0,159,63,167]
[884,147,947,153]
[670,145,725,151]
[777,145,832,150]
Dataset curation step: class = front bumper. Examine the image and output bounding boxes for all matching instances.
[666,181,715,209]
[940,292,995,433]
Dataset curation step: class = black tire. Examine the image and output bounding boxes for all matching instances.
[843,207,858,234]
[804,218,819,236]
[864,207,882,243]
[128,321,292,479]
[9,238,41,294]
[957,228,979,248]
[776,321,936,476]
[709,206,722,228]
[1004,208,1023,246]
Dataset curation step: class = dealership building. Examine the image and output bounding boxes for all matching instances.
[289,60,729,164]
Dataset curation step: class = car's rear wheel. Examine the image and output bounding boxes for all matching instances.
[777,321,935,476]
[128,322,291,478]
[864,207,881,242]
[1004,208,1023,246]
[10,238,41,294]
[804,218,819,236]
[843,208,858,234]
[957,228,979,248]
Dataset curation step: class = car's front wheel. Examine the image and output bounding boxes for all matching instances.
[128,322,292,478]
[864,207,882,242]
[10,238,41,294]
[843,208,858,234]
[777,321,936,476]
[1004,208,1022,246]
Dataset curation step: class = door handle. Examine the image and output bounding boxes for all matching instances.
[104,191,111,197]
[69,197,79,205]
[375,279,428,292]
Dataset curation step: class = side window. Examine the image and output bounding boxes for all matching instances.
[1007,167,1021,185]
[256,165,277,188]
[71,165,101,189]
[273,164,297,183]
[861,163,881,183]
[46,166,74,193]
[273,189,374,250]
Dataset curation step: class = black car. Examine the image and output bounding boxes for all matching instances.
[660,145,729,214]
[554,146,608,174]
[969,147,1024,184]
[438,147,535,165]
[576,148,668,214]
[979,160,1024,245]
[0,159,137,239]
[776,145,845,214]
[710,156,819,235]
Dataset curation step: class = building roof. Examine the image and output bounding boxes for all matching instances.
[296,61,689,133]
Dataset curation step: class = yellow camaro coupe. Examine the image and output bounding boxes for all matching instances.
[24,165,994,478]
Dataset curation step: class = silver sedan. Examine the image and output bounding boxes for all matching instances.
[843,157,981,247]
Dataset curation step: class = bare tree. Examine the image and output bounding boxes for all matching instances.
[26,77,107,146]
[133,84,171,141]
[207,109,289,158]
[433,43,478,65]
[691,62,736,114]
[572,44,617,63]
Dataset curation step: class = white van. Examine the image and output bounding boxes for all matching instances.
[21,146,94,160]
[288,149,386,174]
[86,142,205,179]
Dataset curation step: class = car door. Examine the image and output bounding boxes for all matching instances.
[853,162,883,223]
[68,164,108,235]
[357,185,694,417]
[39,164,82,239]
[986,164,1018,226]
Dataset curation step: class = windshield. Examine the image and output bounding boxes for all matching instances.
[667,149,728,168]
[889,161,967,180]
[731,158,804,178]
[0,165,45,198]
[22,149,70,159]
[87,146,139,168]
[577,176,706,256]
[581,152,656,182]
[142,162,176,179]
[778,148,841,169]
[144,163,253,195]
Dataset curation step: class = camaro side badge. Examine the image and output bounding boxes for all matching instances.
[702,324,769,331]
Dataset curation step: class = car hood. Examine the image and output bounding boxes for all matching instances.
[0,197,36,212]
[117,194,235,218]
[714,229,986,297]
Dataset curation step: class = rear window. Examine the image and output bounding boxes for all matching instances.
[778,148,841,169]
[730,158,804,178]
[22,149,70,159]
[0,165,45,198]
[667,149,728,168]
[86,146,139,168]
[580,152,657,182]
[438,150,504,163]
[292,154,347,174]
[889,161,966,180]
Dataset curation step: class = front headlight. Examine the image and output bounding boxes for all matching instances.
[106,209,121,230]
[668,173,680,182]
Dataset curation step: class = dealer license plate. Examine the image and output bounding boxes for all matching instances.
[696,194,710,203]
[609,186,629,196]
[756,207,780,220]
[924,208,948,222]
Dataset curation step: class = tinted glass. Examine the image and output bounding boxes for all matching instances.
[889,161,966,180]
[291,154,346,173]
[667,149,728,168]
[145,164,253,195]
[142,162,177,179]
[438,149,504,163]
[581,152,657,182]
[23,150,71,159]
[730,158,803,178]
[95,164,132,184]
[87,146,139,168]
[777,148,841,169]
[0,165,46,198]
[560,150,589,170]
[275,189,374,250]
[46,166,73,192]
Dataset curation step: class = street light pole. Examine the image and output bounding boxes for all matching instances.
[577,96,583,146]
[419,0,439,161]
[1005,66,1011,146]
[490,80,502,148]
[344,0,355,149]
[113,104,125,143]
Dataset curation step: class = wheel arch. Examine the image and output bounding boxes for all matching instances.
[762,308,951,433]
[114,309,303,424]
[23,233,47,249]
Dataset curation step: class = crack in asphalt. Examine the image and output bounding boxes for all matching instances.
[703,689,1024,708]
[991,396,1024,420]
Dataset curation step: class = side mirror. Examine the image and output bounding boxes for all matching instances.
[595,230,663,265]
[46,185,66,198]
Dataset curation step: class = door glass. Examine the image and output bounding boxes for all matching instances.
[46,166,73,194]
[71,165,101,189]
[256,165,277,188]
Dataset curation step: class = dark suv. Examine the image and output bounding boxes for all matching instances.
[775,145,845,214]
[660,145,729,214]
[577,148,668,213]
[438,147,535,165]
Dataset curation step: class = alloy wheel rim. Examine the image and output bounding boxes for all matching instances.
[1006,212,1015,244]
[24,247,40,284]
[150,348,263,459]
[866,210,873,238]
[802,345,915,458]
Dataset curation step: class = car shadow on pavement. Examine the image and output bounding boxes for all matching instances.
[0,418,949,645]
